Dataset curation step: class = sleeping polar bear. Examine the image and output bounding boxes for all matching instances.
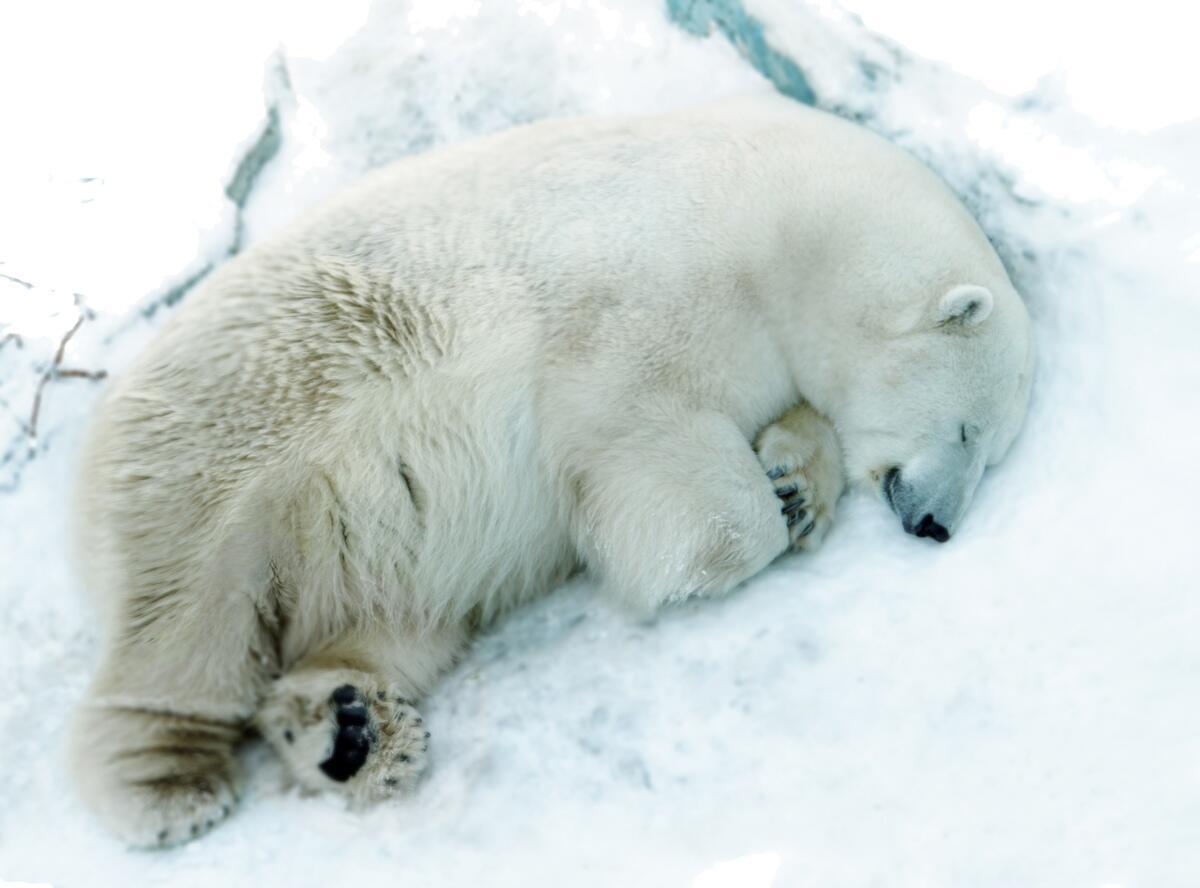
[70,94,1033,845]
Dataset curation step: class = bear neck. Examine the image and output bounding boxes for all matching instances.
[751,245,870,427]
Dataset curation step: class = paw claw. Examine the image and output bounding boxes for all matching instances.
[755,407,844,555]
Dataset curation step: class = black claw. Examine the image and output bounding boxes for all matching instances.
[782,499,805,516]
[774,483,798,498]
[766,466,786,480]
[424,731,431,739]
[283,729,294,744]
[222,805,231,817]
[800,519,816,537]
[190,823,200,836]
[787,508,808,527]
[157,828,169,843]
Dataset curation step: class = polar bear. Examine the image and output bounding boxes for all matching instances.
[69,94,1033,845]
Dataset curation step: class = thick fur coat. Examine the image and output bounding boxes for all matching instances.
[70,95,1033,845]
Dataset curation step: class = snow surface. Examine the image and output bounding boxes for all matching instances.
[2,1,1199,885]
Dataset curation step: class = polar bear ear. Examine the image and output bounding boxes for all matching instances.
[935,284,993,328]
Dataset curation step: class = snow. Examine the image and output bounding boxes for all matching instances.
[2,1,1199,885]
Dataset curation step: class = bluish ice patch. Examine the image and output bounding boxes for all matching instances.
[665,0,816,105]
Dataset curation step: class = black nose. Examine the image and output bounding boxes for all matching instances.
[912,513,950,543]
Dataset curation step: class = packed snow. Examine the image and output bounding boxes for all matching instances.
[2,1,1198,885]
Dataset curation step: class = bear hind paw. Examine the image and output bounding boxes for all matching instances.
[258,670,429,804]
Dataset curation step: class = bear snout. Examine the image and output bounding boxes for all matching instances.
[911,513,951,543]
[883,468,953,543]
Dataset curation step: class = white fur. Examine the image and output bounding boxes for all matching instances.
[69,95,1032,845]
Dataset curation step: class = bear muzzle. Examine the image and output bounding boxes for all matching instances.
[883,467,953,543]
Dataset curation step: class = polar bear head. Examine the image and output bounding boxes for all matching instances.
[833,282,1034,542]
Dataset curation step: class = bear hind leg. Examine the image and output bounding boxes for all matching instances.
[69,585,267,847]
[71,703,243,847]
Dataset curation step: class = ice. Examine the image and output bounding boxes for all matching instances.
[2,2,1198,885]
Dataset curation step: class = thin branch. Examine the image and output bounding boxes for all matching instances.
[0,272,35,290]
[27,313,107,441]
[55,368,107,380]
[52,314,85,365]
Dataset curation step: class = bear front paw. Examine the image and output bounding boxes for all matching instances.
[764,460,831,550]
[755,404,845,553]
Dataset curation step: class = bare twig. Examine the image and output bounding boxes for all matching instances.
[27,312,107,441]
[52,314,85,365]
[0,272,35,290]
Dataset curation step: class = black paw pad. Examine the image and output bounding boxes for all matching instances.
[319,686,374,782]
